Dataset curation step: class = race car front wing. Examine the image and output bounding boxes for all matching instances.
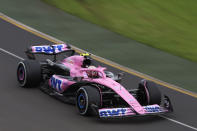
[98,95,173,118]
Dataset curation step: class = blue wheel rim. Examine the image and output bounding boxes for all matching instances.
[78,93,86,109]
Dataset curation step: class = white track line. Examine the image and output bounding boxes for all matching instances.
[0,48,24,60]
[0,47,197,131]
[160,115,197,131]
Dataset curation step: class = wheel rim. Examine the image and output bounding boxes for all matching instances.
[164,99,170,108]
[17,63,26,86]
[18,66,25,81]
[77,93,86,109]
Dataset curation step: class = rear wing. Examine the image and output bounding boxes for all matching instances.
[25,43,75,61]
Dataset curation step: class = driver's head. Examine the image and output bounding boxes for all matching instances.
[92,71,98,78]
[86,71,98,78]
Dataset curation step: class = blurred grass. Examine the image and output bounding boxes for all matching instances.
[43,0,197,63]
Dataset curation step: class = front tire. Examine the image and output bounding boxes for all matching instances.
[137,80,161,105]
[76,86,101,116]
[17,60,42,87]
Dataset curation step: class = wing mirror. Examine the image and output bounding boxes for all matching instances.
[118,72,124,79]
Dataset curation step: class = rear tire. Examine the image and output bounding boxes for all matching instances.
[17,60,42,88]
[76,86,101,116]
[137,80,161,105]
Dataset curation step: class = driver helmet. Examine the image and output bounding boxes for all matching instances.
[86,70,99,78]
[80,53,92,68]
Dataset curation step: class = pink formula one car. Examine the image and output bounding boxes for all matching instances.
[17,44,173,118]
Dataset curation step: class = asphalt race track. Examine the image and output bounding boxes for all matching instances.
[0,17,197,131]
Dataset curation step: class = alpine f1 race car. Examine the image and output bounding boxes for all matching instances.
[17,44,173,118]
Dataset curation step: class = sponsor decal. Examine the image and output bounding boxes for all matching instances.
[33,44,65,54]
[50,76,62,91]
[144,106,161,113]
[99,108,127,117]
[99,105,163,117]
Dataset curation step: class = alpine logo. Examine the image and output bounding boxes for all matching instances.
[99,108,127,117]
[50,76,62,92]
[33,44,64,54]
[144,106,161,113]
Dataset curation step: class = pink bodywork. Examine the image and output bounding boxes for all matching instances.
[49,55,147,115]
[27,43,169,117]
